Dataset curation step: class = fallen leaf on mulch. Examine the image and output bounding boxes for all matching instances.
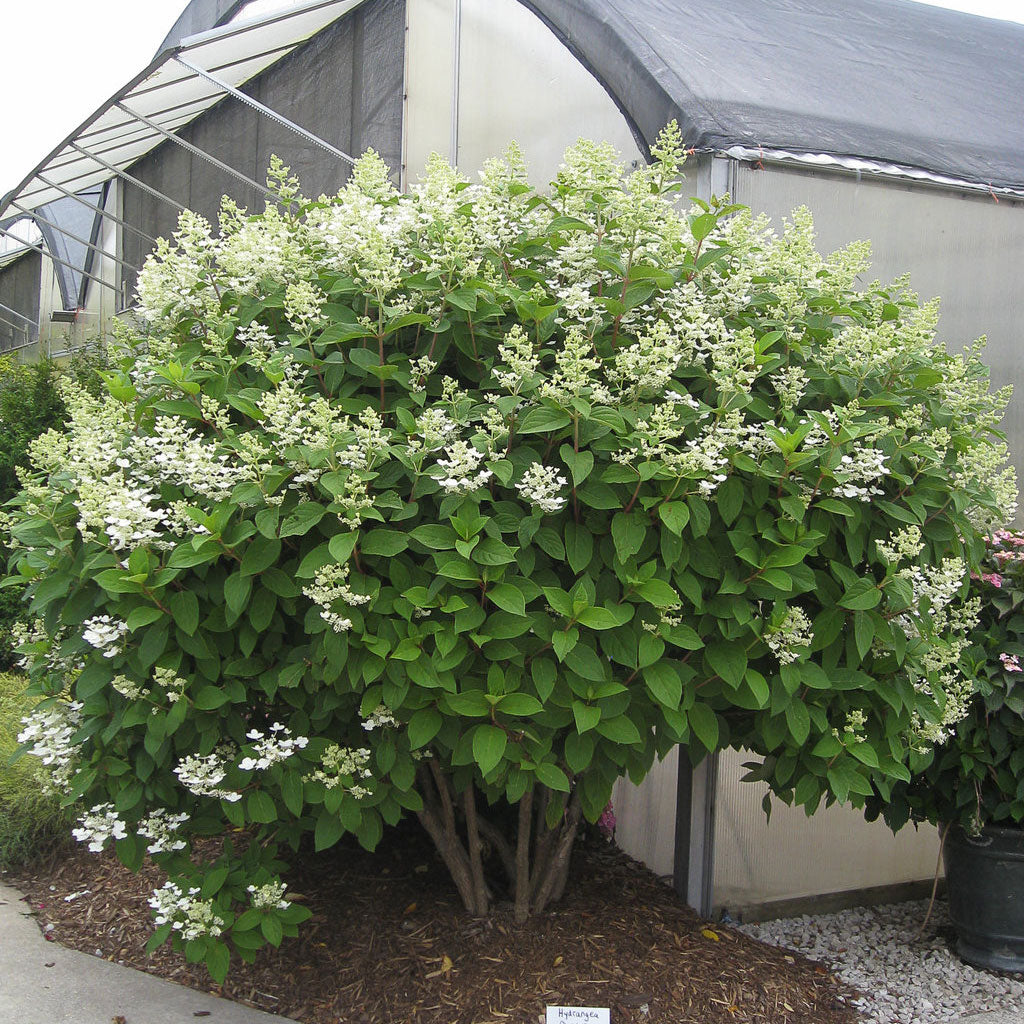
[8,825,859,1024]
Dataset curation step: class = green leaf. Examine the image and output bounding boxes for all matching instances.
[565,643,606,681]
[498,693,543,716]
[612,512,646,562]
[473,725,507,775]
[487,583,526,616]
[224,573,253,616]
[576,606,625,629]
[314,813,344,851]
[436,558,479,582]
[565,522,593,574]
[840,579,882,610]
[168,590,199,636]
[247,790,277,823]
[205,942,230,984]
[517,405,572,434]
[564,731,595,774]
[644,662,682,709]
[658,502,690,535]
[280,502,327,538]
[282,772,304,816]
[572,701,601,733]
[328,533,358,563]
[194,686,229,711]
[535,762,570,791]
[126,605,164,632]
[706,643,747,688]
[688,702,719,751]
[408,708,442,748]
[411,524,457,549]
[596,715,642,745]
[853,610,875,661]
[261,914,284,947]
[560,445,594,486]
[361,529,410,557]
[634,578,679,608]
[532,658,557,702]
[716,477,743,526]
[785,700,811,745]
[241,534,281,576]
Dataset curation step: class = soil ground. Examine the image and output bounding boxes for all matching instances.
[7,824,859,1024]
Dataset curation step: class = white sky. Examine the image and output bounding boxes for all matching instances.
[1,0,1023,198]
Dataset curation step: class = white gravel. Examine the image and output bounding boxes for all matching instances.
[737,898,1024,1023]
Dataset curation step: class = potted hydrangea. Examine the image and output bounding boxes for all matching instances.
[877,530,1024,973]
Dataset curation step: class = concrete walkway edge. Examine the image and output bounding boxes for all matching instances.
[0,881,297,1024]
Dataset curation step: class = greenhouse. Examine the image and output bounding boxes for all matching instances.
[2,0,1023,922]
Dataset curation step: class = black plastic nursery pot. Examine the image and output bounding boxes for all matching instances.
[942,824,1024,973]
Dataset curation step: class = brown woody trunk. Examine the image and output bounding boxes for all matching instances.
[414,772,581,921]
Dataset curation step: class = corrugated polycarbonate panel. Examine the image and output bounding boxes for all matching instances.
[0,250,41,352]
[734,161,1024,520]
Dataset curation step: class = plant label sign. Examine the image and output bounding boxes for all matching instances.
[545,1007,610,1024]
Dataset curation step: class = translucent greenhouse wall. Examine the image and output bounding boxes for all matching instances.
[403,0,645,187]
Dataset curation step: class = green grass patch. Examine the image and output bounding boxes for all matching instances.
[0,672,68,869]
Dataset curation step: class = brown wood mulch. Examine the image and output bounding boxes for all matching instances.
[6,825,859,1024]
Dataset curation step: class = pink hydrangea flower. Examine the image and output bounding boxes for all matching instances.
[597,802,616,839]
[999,652,1022,673]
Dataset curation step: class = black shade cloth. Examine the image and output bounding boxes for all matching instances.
[162,0,1024,189]
[0,250,41,353]
[122,0,406,301]
[518,0,1024,188]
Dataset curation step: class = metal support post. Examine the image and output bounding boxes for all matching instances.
[34,175,158,244]
[7,201,140,274]
[115,101,281,204]
[449,0,462,167]
[673,750,719,918]
[0,300,36,325]
[173,56,356,165]
[66,144,187,214]
[0,227,121,296]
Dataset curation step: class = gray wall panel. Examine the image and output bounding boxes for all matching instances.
[734,162,1024,505]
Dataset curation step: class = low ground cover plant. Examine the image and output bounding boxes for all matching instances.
[4,127,1015,980]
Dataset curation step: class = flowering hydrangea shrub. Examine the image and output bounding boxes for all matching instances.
[874,530,1024,833]
[4,127,1015,978]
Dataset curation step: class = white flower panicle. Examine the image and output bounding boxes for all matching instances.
[173,749,241,802]
[82,616,128,658]
[238,723,309,771]
[304,744,373,795]
[303,563,371,633]
[361,704,398,731]
[138,808,189,854]
[515,463,568,513]
[434,440,493,494]
[72,803,128,853]
[18,700,83,790]
[247,880,291,910]
[149,881,225,941]
[764,606,813,664]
